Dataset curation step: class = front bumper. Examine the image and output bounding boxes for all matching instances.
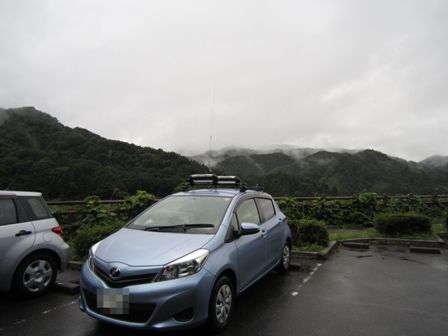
[79,263,215,330]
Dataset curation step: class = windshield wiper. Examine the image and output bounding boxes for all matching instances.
[144,224,215,232]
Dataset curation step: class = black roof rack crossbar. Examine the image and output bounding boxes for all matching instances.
[183,174,262,192]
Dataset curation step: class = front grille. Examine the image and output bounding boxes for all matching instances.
[94,266,158,288]
[84,290,155,323]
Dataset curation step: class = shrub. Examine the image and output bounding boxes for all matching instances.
[374,212,431,236]
[445,210,448,231]
[82,195,117,226]
[297,219,329,247]
[288,219,300,246]
[277,198,301,221]
[123,190,156,218]
[70,221,124,260]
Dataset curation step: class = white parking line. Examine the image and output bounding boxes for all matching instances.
[6,300,78,331]
[291,263,323,296]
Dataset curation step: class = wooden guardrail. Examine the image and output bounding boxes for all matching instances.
[47,194,448,206]
[48,194,448,241]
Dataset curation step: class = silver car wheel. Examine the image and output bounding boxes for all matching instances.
[22,259,53,293]
[215,284,232,324]
[283,244,290,269]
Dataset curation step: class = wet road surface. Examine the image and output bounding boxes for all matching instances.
[1,246,447,336]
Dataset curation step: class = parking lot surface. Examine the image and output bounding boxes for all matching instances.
[1,246,447,336]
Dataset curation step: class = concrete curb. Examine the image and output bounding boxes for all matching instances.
[339,237,444,254]
[291,241,339,261]
[68,261,84,271]
[54,281,80,294]
[435,232,448,242]
[342,241,369,250]
[340,237,446,249]
[409,246,441,254]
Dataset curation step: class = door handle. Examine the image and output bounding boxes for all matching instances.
[15,230,32,237]
[261,229,267,237]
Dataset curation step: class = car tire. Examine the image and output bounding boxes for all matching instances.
[13,253,58,297]
[276,242,291,274]
[208,275,234,331]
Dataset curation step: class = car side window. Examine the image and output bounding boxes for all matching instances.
[22,197,51,220]
[236,199,260,225]
[257,198,276,222]
[0,199,18,226]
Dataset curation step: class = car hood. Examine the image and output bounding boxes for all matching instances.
[95,228,214,267]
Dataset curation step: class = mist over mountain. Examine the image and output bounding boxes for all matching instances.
[0,107,207,199]
[192,147,448,196]
[419,155,448,169]
[190,146,359,168]
[1,106,447,199]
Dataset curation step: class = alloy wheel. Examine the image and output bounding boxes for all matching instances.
[22,259,53,293]
[215,284,232,324]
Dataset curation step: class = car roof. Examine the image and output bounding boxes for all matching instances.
[0,190,43,197]
[173,188,271,198]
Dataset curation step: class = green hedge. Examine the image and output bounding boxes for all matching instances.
[277,194,447,228]
[374,212,431,236]
[446,210,448,231]
[297,219,329,247]
[288,219,300,246]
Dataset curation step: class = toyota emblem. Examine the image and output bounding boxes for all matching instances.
[109,267,121,279]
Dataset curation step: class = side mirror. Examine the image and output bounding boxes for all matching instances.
[240,222,260,235]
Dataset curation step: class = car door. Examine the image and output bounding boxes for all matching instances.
[233,198,267,290]
[257,197,284,269]
[0,197,36,287]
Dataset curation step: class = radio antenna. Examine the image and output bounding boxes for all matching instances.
[208,79,216,173]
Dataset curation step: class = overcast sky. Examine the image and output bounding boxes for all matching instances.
[1,0,447,161]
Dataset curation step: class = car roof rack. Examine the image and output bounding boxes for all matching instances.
[183,174,264,192]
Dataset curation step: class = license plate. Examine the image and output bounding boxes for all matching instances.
[96,288,130,315]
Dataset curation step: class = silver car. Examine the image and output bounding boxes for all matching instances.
[0,191,70,296]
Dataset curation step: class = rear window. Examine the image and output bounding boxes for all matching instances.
[257,198,276,221]
[0,199,17,226]
[20,197,52,221]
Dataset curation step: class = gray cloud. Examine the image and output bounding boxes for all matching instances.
[1,0,447,161]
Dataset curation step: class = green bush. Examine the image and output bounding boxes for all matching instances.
[445,210,448,231]
[374,212,431,236]
[297,219,329,247]
[70,221,124,260]
[277,195,447,229]
[82,195,118,226]
[277,198,301,221]
[123,190,156,218]
[287,219,300,246]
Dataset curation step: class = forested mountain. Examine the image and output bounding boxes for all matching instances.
[1,106,447,199]
[0,107,207,199]
[196,148,448,196]
[419,155,448,168]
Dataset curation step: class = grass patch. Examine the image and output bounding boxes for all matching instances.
[329,225,441,241]
[432,223,446,234]
[329,228,380,241]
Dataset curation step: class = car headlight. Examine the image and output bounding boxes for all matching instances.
[88,242,100,271]
[156,249,209,282]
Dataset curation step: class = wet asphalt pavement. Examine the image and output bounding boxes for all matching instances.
[1,246,448,336]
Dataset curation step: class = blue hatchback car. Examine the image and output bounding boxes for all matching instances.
[79,175,292,331]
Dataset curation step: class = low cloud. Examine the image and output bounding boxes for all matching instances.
[0,0,447,161]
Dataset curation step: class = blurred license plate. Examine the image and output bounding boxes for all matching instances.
[96,288,130,315]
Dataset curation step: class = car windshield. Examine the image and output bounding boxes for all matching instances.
[127,195,232,233]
